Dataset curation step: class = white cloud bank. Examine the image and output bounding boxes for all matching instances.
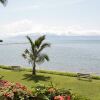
[0,19,100,38]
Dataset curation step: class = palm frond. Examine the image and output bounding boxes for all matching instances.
[42,54,49,61]
[36,53,49,64]
[22,52,34,64]
[26,36,35,54]
[22,49,31,59]
[24,49,30,54]
[22,53,27,59]
[0,0,7,6]
[38,43,50,53]
[35,35,45,48]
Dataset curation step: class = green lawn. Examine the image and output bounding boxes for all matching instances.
[0,68,100,100]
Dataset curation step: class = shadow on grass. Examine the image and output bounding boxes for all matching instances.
[78,78,92,82]
[22,74,51,83]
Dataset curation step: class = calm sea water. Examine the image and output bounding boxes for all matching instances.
[0,35,100,75]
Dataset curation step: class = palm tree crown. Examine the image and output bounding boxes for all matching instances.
[22,35,50,75]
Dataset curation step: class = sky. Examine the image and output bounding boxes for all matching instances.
[0,0,100,38]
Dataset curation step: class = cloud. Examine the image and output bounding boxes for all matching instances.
[37,0,86,8]
[0,19,33,38]
[0,19,100,38]
[13,5,40,12]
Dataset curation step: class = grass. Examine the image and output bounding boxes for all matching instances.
[0,65,100,80]
[0,68,100,100]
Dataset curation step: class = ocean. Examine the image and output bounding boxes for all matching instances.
[0,35,100,75]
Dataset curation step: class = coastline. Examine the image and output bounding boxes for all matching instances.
[0,65,100,80]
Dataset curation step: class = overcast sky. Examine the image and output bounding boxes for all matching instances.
[0,0,100,38]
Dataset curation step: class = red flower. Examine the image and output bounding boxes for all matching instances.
[54,96,64,100]
[67,96,71,100]
[3,92,13,98]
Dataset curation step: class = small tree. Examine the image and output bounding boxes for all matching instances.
[22,35,50,75]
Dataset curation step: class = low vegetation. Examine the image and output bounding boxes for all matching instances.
[0,80,33,100]
[0,66,100,99]
[0,80,89,100]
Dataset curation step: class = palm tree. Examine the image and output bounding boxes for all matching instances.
[0,0,7,6]
[22,35,50,75]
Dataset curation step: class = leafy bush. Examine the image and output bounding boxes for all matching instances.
[0,80,90,100]
[33,83,90,100]
[0,80,33,100]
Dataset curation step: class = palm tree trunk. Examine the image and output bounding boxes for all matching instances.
[32,61,36,75]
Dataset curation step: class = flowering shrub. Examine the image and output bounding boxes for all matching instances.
[33,83,90,100]
[0,80,90,100]
[0,80,33,100]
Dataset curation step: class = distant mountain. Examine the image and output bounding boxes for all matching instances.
[3,33,100,43]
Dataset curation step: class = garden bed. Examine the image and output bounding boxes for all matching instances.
[0,80,89,100]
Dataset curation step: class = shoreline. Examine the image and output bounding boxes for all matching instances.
[0,65,100,80]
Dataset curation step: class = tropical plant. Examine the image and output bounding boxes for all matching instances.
[0,0,7,6]
[22,35,50,75]
[0,80,33,100]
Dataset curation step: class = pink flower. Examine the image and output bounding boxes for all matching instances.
[54,96,64,100]
[67,96,71,100]
[3,92,13,98]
